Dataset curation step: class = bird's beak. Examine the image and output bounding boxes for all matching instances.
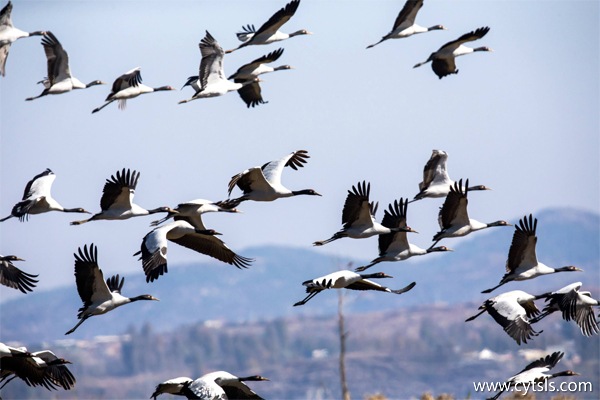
[168,208,180,214]
[405,227,418,234]
[228,208,243,213]
[151,297,160,301]
[15,257,26,261]
[382,274,393,279]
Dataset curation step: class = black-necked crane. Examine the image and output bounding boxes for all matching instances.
[0,255,37,293]
[355,198,451,272]
[228,47,293,108]
[226,0,311,54]
[0,168,90,222]
[65,244,159,335]
[150,198,241,227]
[530,282,599,337]
[151,376,192,399]
[366,0,446,49]
[488,351,579,400]
[91,67,174,113]
[0,1,45,77]
[465,290,546,345]
[314,181,416,246]
[70,168,176,225]
[25,31,104,101]
[410,149,490,202]
[293,270,416,306]
[431,179,509,248]
[482,214,582,293]
[413,26,492,79]
[0,344,75,391]
[228,149,320,203]
[179,31,261,104]
[135,220,253,283]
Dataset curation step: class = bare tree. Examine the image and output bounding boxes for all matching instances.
[339,282,350,400]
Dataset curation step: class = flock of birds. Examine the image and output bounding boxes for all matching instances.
[0,0,495,115]
[0,0,596,399]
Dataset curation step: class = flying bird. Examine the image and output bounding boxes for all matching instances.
[465,290,546,345]
[70,168,176,225]
[152,372,268,399]
[25,31,104,101]
[136,220,253,283]
[355,198,451,272]
[179,31,261,104]
[0,1,45,76]
[0,344,75,392]
[91,67,174,113]
[482,214,582,293]
[65,244,159,335]
[0,168,89,222]
[366,0,446,49]
[0,255,37,293]
[487,352,578,400]
[431,179,510,248]
[150,198,241,227]
[228,48,293,107]
[228,149,320,203]
[293,270,416,306]
[226,0,311,53]
[530,282,599,337]
[410,149,490,202]
[314,181,416,246]
[413,26,492,79]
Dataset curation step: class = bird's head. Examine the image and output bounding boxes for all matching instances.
[275,65,295,71]
[293,189,321,197]
[475,46,494,52]
[489,220,511,227]
[366,272,393,279]
[196,229,222,236]
[290,29,312,37]
[240,375,270,382]
[469,185,492,191]
[87,80,106,87]
[3,255,25,262]
[430,246,453,252]
[429,25,447,31]
[560,266,583,273]
[401,226,418,234]
[138,295,160,301]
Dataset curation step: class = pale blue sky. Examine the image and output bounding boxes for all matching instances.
[1,0,598,302]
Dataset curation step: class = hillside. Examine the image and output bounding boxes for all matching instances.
[1,208,598,342]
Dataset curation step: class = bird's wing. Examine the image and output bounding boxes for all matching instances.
[506,214,538,273]
[41,31,71,84]
[438,179,469,229]
[106,274,124,294]
[518,351,563,373]
[230,47,284,79]
[199,31,225,88]
[228,167,269,196]
[486,298,538,345]
[170,232,253,269]
[341,181,371,228]
[573,300,600,337]
[220,381,264,399]
[183,377,227,400]
[100,168,139,211]
[419,150,449,190]
[138,226,169,283]
[111,67,142,93]
[393,0,423,29]
[0,355,57,390]
[254,0,301,37]
[0,1,13,28]
[74,244,111,305]
[346,278,388,292]
[431,57,456,79]
[31,351,76,390]
[438,26,490,52]
[21,168,55,200]
[262,149,309,185]
[236,79,266,108]
[378,199,410,253]
[0,259,38,293]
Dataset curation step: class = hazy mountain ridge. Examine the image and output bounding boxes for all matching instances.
[1,207,598,343]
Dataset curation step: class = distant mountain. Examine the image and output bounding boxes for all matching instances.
[1,208,598,343]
